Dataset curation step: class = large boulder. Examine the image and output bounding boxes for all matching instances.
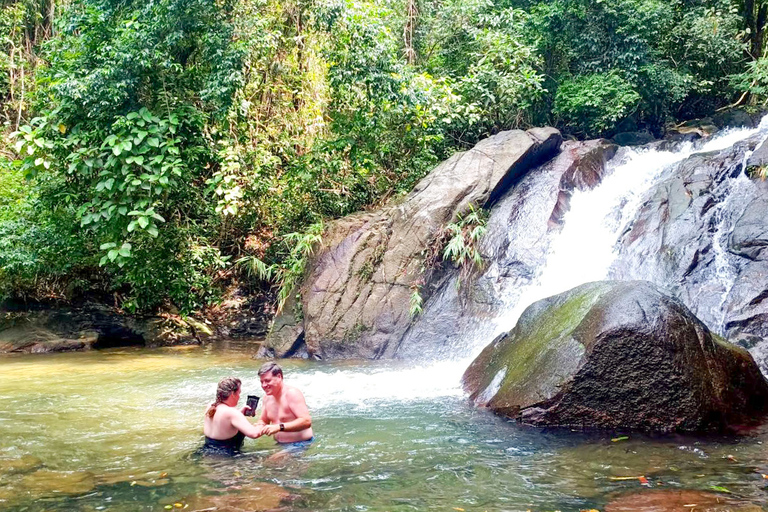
[463,281,768,432]
[262,127,562,359]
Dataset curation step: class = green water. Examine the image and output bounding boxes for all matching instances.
[1,346,768,512]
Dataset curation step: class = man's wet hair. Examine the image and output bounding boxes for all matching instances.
[258,361,283,378]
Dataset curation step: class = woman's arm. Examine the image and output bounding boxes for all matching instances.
[229,410,263,439]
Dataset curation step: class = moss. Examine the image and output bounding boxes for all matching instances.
[475,283,608,407]
[341,321,369,345]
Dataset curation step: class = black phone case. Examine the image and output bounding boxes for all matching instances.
[246,395,259,416]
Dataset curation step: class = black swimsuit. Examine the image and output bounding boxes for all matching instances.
[203,431,245,454]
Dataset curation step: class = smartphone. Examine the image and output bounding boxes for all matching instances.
[245,395,260,417]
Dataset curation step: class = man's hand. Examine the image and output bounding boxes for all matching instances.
[259,424,281,437]
[241,405,252,416]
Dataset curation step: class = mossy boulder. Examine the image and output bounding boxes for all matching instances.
[463,281,768,432]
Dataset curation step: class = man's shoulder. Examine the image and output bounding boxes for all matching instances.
[284,385,306,400]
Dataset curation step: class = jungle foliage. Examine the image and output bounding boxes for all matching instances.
[0,0,766,313]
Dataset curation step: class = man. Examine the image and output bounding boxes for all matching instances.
[255,362,314,446]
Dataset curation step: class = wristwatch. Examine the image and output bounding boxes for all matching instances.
[279,423,285,431]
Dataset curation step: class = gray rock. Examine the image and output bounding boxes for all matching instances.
[746,138,768,171]
[609,133,768,370]
[712,108,755,129]
[0,303,210,354]
[462,281,768,432]
[612,131,656,146]
[263,128,562,359]
[397,139,618,360]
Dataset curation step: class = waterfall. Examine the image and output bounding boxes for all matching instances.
[470,121,768,358]
[373,120,767,393]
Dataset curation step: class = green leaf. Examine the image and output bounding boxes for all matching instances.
[112,146,122,156]
[108,249,119,261]
[147,138,160,148]
[99,242,117,250]
[147,225,159,237]
[138,216,149,229]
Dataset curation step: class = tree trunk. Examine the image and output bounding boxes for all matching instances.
[404,0,417,64]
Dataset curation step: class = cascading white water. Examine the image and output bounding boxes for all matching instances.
[708,151,754,332]
[278,121,768,404]
[489,123,767,342]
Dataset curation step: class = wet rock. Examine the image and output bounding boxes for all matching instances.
[264,128,562,359]
[609,132,768,370]
[712,108,756,129]
[605,489,757,512]
[463,281,768,432]
[746,138,768,171]
[397,139,617,359]
[0,304,215,354]
[612,131,656,146]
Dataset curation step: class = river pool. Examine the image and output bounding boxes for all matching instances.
[1,346,768,511]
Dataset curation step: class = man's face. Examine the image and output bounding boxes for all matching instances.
[260,372,282,396]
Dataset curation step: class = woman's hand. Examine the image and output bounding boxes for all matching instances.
[259,423,281,437]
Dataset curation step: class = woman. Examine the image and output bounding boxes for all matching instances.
[203,377,262,454]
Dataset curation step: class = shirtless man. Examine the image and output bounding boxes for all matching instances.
[255,362,314,445]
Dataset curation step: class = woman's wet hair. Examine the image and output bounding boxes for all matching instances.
[207,377,241,418]
[258,361,283,378]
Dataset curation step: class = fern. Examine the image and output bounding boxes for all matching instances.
[409,285,423,318]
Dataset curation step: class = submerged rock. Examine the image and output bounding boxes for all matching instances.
[463,281,768,432]
[605,489,759,512]
[0,455,43,475]
[185,481,292,512]
[20,469,96,495]
[263,127,562,359]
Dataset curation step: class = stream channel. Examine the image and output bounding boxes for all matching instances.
[4,124,768,511]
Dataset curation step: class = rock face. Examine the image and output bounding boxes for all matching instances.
[609,133,768,370]
[0,303,212,354]
[462,281,768,432]
[263,127,562,359]
[395,139,617,359]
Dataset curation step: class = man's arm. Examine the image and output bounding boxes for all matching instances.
[283,388,312,432]
[260,388,311,436]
